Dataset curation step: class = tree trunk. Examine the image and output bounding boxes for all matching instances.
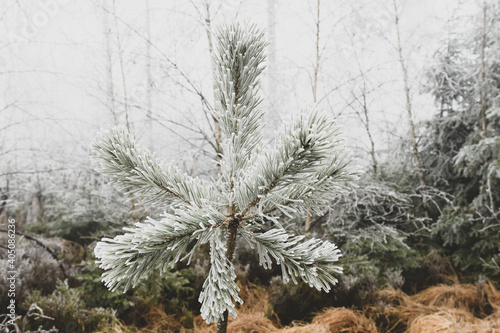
[305,0,321,233]
[480,0,487,136]
[216,219,239,333]
[103,0,117,125]
[312,0,320,104]
[217,35,241,329]
[145,0,154,148]
[361,81,378,177]
[204,2,222,167]
[393,0,429,220]
[26,193,43,224]
[267,0,278,123]
[112,0,131,132]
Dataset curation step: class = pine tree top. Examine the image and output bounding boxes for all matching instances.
[92,23,356,324]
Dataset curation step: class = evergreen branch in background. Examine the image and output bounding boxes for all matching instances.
[93,127,224,209]
[454,137,500,178]
[240,227,342,291]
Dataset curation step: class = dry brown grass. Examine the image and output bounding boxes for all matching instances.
[377,286,437,323]
[406,309,478,333]
[412,284,479,308]
[377,281,500,333]
[122,303,183,333]
[410,283,493,316]
[407,308,500,333]
[103,281,500,333]
[236,283,271,315]
[227,313,277,333]
[224,285,380,333]
[186,283,276,333]
[226,283,278,332]
[191,316,216,333]
[485,281,500,305]
[280,322,330,332]
[311,308,379,333]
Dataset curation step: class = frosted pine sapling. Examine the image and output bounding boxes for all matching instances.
[92,24,354,332]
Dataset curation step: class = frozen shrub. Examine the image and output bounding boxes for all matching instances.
[0,238,62,310]
[22,280,117,332]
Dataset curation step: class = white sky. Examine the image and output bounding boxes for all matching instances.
[0,0,480,177]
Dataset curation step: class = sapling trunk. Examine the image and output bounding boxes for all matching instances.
[217,220,239,333]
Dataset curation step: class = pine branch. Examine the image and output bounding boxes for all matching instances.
[212,24,268,189]
[199,228,243,323]
[240,227,342,292]
[235,112,354,219]
[94,206,225,291]
[93,127,224,209]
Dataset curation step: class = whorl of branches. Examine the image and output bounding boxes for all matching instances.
[93,24,355,325]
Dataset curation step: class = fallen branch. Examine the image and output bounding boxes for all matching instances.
[0,229,67,279]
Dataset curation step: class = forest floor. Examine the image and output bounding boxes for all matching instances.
[105,280,500,333]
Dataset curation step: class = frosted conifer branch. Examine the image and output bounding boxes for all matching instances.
[235,111,355,218]
[94,206,225,292]
[240,227,342,292]
[212,24,268,188]
[92,127,224,209]
[199,229,243,323]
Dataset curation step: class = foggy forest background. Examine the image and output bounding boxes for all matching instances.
[1,0,500,332]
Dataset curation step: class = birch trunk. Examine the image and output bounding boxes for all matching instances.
[393,0,429,220]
